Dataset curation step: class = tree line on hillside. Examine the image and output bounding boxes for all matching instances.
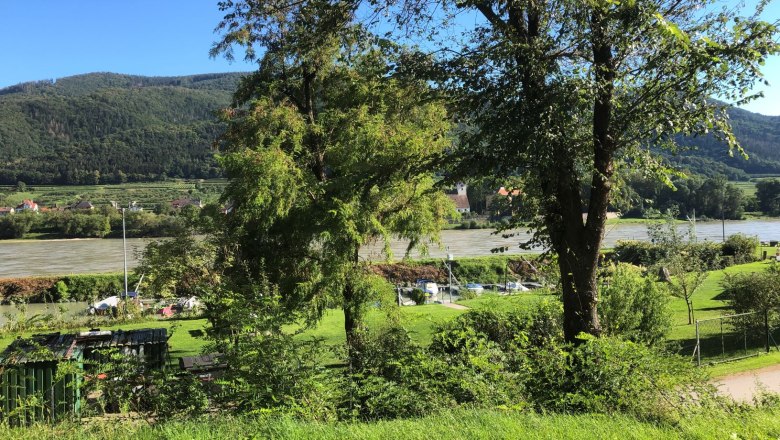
[0,73,244,184]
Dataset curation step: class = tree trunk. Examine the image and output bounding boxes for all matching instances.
[687,300,694,325]
[343,246,364,370]
[344,281,361,369]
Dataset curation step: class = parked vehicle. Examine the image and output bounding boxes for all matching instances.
[465,283,484,294]
[416,279,439,301]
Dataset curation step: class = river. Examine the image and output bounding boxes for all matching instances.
[1,219,779,278]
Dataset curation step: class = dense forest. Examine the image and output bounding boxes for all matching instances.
[672,107,780,179]
[0,72,244,184]
[0,72,777,185]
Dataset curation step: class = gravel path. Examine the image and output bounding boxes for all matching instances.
[714,364,780,401]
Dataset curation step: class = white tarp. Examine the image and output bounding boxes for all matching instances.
[92,295,119,310]
[177,296,202,310]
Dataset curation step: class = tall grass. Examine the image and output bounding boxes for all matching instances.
[3,408,780,439]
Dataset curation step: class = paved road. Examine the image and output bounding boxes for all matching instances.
[714,364,780,401]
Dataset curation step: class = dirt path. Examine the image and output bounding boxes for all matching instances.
[441,302,469,310]
[714,364,780,401]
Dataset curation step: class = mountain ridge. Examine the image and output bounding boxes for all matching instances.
[0,71,778,185]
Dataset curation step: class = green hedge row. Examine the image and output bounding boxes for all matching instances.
[0,273,141,303]
[612,233,759,269]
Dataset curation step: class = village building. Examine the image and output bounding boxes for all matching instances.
[486,186,522,216]
[447,182,471,213]
[0,207,14,216]
[15,199,38,212]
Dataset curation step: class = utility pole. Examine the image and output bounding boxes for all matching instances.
[447,251,454,303]
[122,207,128,300]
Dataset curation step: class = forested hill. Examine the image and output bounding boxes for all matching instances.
[0,72,245,185]
[672,107,780,180]
[0,71,778,185]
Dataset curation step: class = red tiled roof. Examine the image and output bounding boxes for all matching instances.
[497,187,521,197]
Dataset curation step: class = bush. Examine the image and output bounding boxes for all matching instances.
[614,240,724,270]
[458,287,477,300]
[409,288,427,305]
[599,264,671,345]
[49,280,69,302]
[525,335,711,418]
[722,233,759,264]
[723,265,780,332]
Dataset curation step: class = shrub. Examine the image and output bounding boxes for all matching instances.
[614,240,724,270]
[458,287,477,300]
[722,233,759,264]
[409,288,427,305]
[599,264,671,345]
[723,264,780,332]
[49,280,69,302]
[525,335,711,418]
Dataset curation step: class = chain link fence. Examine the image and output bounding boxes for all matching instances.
[693,311,780,366]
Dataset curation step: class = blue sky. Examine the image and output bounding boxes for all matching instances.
[0,1,778,115]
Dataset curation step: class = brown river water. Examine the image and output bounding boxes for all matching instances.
[1,219,780,279]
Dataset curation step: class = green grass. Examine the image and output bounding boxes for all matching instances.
[5,407,780,439]
[458,291,553,310]
[707,351,780,377]
[732,180,758,197]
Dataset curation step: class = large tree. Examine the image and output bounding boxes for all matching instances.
[212,5,452,362]
[421,0,777,342]
[214,0,777,344]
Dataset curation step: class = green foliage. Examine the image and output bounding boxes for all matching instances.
[614,240,723,270]
[145,372,209,419]
[451,258,511,284]
[60,273,140,302]
[0,212,35,238]
[722,233,759,264]
[599,264,671,345]
[49,281,69,302]
[409,288,426,305]
[756,179,780,215]
[622,175,746,220]
[723,264,780,320]
[58,213,111,238]
[135,233,218,299]
[0,73,244,184]
[525,335,710,417]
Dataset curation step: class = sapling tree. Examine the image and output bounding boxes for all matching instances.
[666,254,707,325]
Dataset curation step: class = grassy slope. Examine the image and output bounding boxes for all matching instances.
[6,408,780,439]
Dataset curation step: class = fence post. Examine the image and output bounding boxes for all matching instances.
[695,319,701,367]
[766,310,771,353]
